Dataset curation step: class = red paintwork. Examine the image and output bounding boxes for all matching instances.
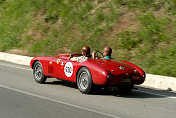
[30,54,146,86]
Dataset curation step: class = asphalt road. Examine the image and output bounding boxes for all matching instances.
[0,60,176,118]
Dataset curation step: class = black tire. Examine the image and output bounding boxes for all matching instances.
[33,61,47,84]
[77,67,93,94]
[117,84,134,94]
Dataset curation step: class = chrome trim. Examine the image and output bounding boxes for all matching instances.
[119,66,125,70]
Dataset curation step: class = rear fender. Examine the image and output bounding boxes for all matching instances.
[122,61,146,84]
[122,61,145,76]
[77,61,109,85]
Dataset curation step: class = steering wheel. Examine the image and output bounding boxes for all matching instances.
[95,51,104,59]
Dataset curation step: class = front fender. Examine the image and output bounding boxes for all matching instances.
[30,57,48,76]
[30,57,37,69]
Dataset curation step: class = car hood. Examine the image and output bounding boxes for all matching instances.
[88,59,135,75]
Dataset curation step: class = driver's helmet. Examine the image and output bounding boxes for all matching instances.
[103,46,112,56]
[81,46,90,57]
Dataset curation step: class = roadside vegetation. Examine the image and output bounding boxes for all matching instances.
[0,0,176,77]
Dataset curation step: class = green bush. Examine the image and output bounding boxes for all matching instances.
[0,0,176,77]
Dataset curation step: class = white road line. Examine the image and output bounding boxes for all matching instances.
[0,63,32,71]
[134,90,176,99]
[0,84,120,118]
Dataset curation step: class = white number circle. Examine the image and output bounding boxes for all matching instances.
[64,62,73,77]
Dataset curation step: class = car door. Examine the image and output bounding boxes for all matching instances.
[56,59,79,82]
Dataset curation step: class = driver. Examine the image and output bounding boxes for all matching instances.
[70,46,91,62]
[102,46,114,59]
[92,46,114,59]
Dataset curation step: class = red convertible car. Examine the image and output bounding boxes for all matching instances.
[30,53,146,94]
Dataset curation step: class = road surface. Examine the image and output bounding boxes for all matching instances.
[0,60,176,118]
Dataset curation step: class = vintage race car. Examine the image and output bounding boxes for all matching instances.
[30,53,146,94]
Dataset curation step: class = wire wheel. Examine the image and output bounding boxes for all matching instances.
[78,72,89,90]
[34,64,43,81]
[33,61,47,84]
[77,67,93,94]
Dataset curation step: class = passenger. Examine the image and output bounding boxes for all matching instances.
[71,46,91,62]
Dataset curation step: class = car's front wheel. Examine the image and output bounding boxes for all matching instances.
[33,61,47,84]
[77,67,93,94]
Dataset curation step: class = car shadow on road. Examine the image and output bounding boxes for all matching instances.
[98,86,176,99]
[45,80,78,89]
[44,80,176,99]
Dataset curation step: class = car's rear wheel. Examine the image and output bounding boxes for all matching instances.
[33,61,47,84]
[77,67,93,94]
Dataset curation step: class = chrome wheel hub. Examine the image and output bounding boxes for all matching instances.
[35,64,42,80]
[79,72,89,90]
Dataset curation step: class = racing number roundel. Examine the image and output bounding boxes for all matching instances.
[64,62,73,77]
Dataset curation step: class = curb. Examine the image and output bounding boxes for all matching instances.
[142,74,176,91]
[0,52,176,91]
[0,52,33,66]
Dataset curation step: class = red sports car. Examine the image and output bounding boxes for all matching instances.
[30,53,146,94]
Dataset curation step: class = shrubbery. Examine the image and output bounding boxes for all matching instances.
[0,0,175,77]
